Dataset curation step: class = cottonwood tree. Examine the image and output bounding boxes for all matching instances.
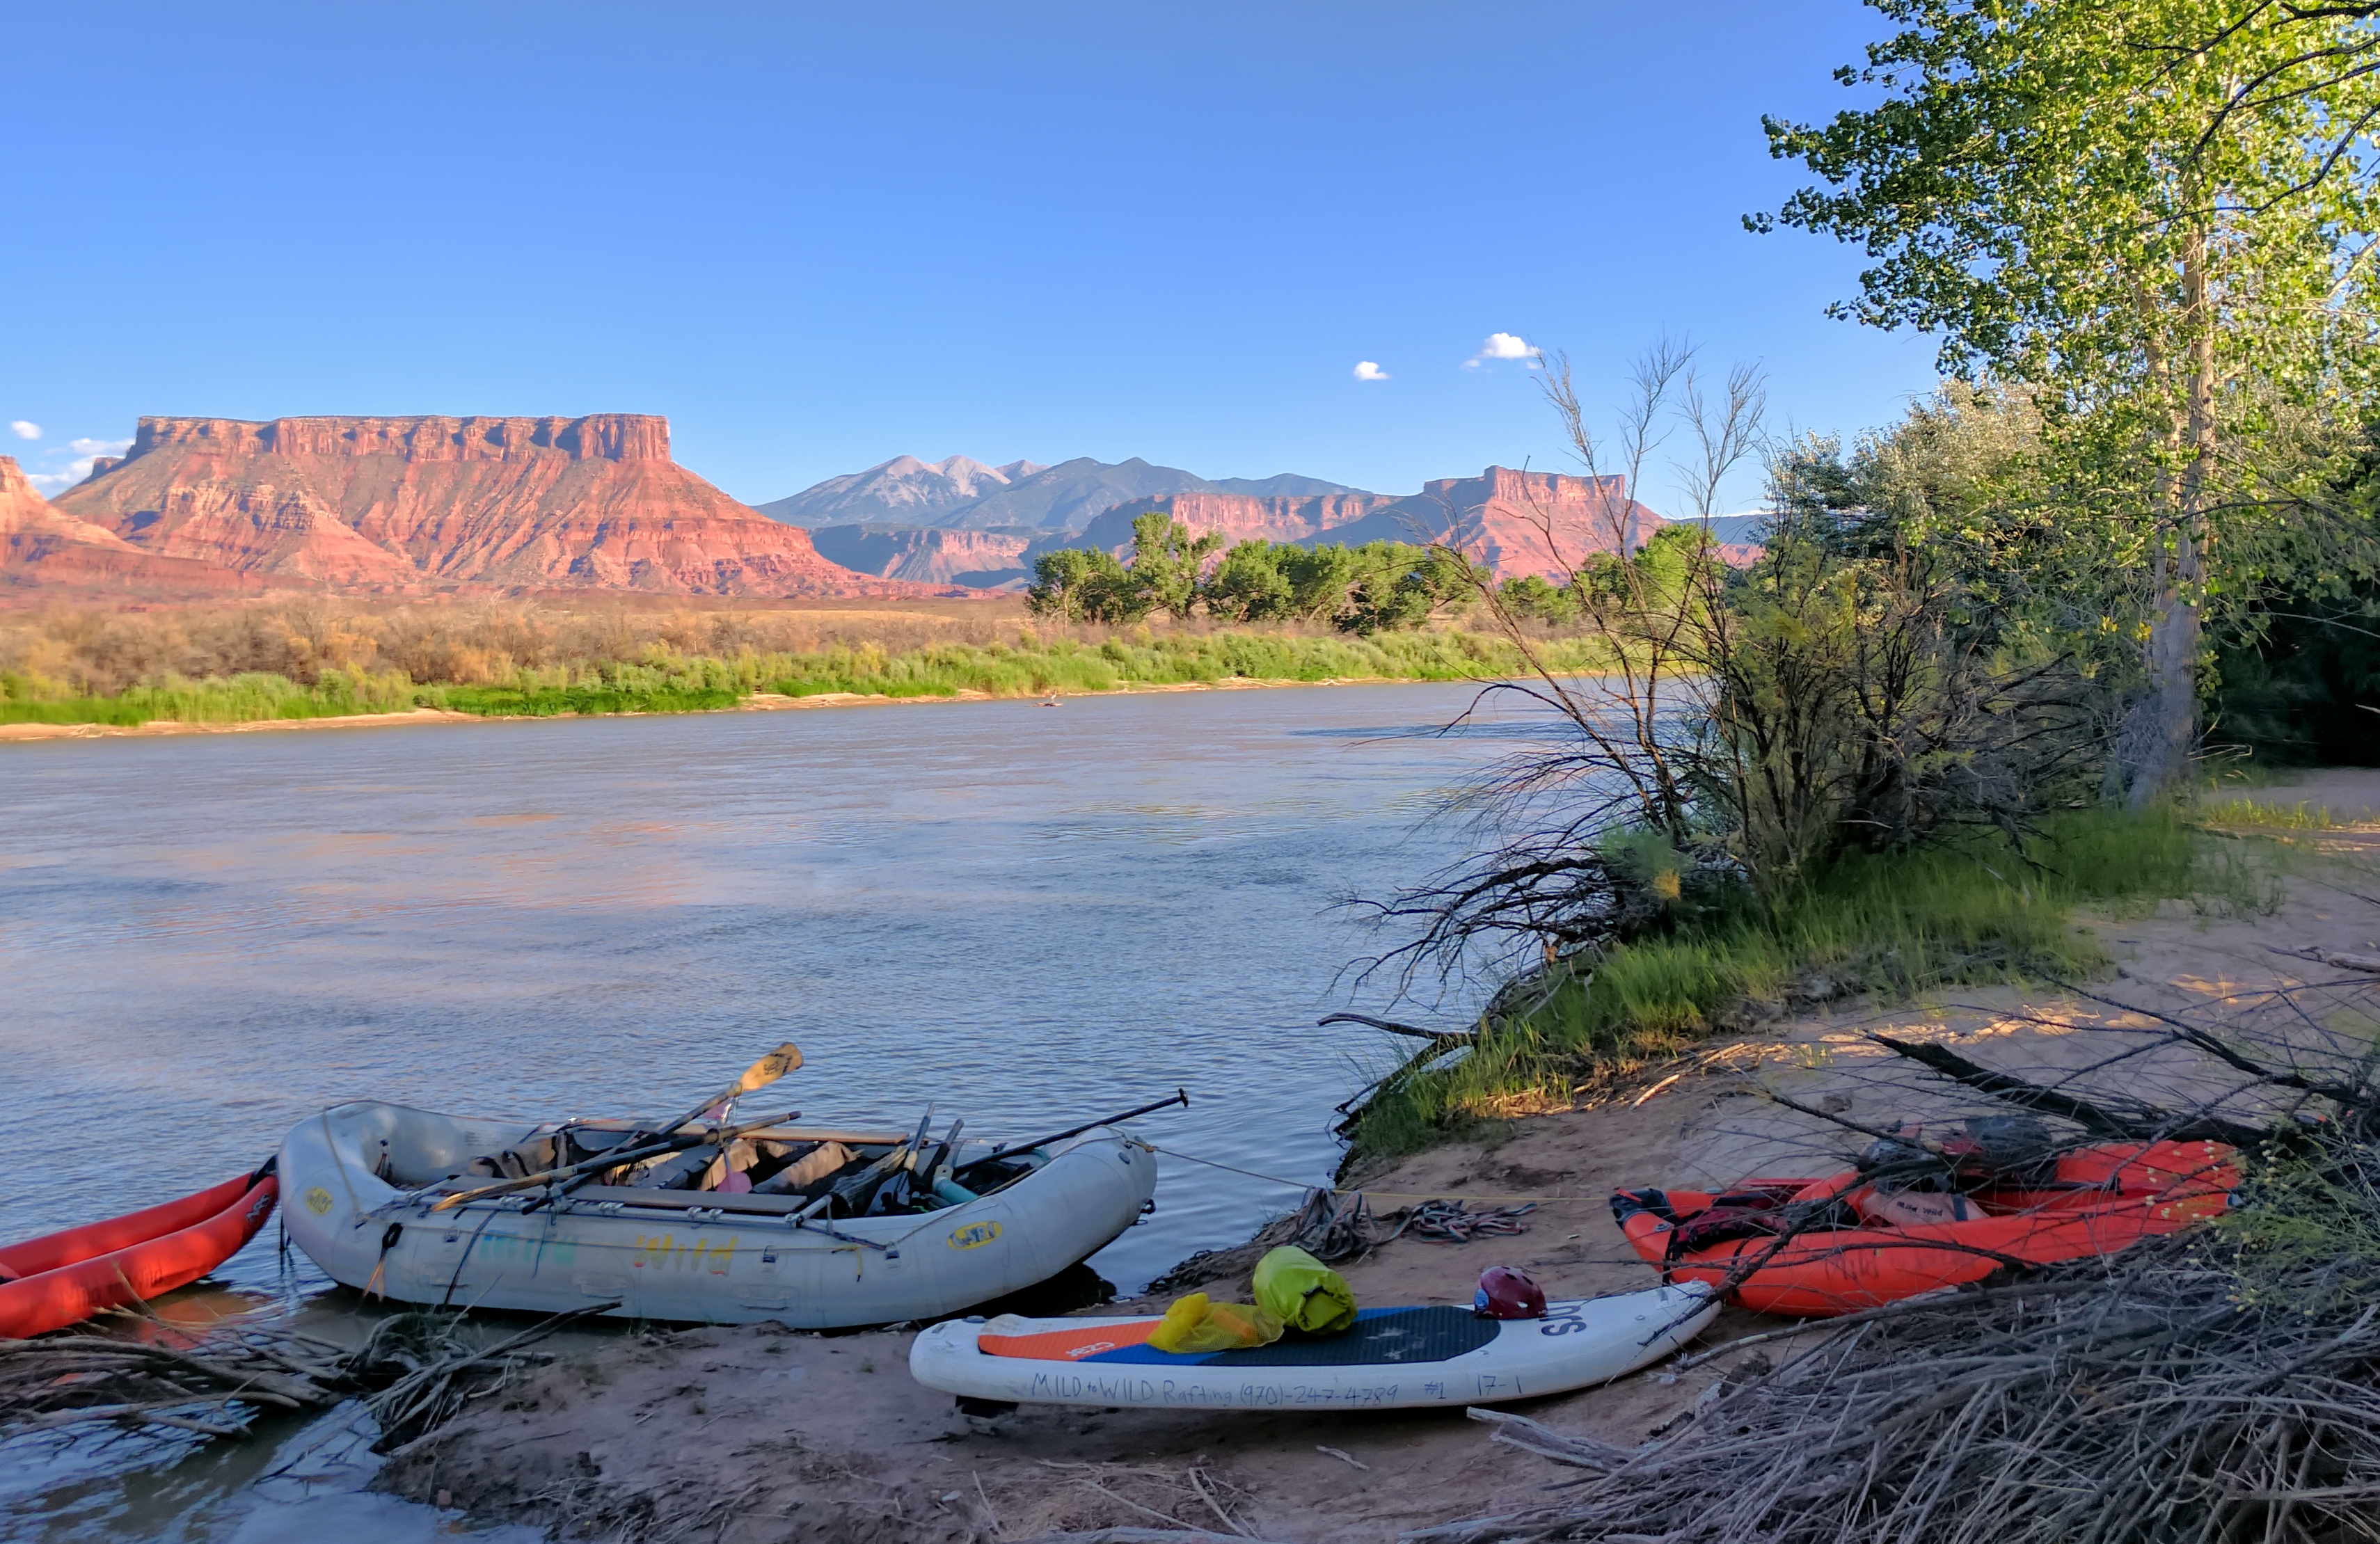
[1754,0,2380,801]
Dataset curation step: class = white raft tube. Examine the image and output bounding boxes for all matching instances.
[279,1100,1156,1327]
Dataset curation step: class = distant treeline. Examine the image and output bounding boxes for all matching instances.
[1026,511,1705,631]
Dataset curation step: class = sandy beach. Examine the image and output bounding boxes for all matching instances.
[365,774,2380,1542]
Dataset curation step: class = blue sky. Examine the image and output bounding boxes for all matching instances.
[1,2,1935,514]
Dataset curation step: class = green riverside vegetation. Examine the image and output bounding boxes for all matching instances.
[0,629,1609,729]
[1346,810,2285,1163]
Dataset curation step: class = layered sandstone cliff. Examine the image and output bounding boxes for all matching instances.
[47,415,919,598]
[0,455,260,596]
[808,525,1034,587]
[1046,468,1663,580]
[1303,467,1668,580]
[1065,491,1397,557]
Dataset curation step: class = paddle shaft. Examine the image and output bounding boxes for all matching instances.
[525,1106,806,1213]
[431,1108,799,1213]
[958,1089,1188,1174]
[517,1042,803,1213]
[620,1041,806,1155]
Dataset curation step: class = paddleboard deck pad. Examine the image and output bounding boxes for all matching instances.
[909,1282,1719,1410]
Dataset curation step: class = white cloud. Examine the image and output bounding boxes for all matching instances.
[1352,360,1390,382]
[18,441,128,493]
[8,421,38,441]
[1470,333,1534,369]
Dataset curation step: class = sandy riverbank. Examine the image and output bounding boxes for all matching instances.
[0,675,1450,743]
[375,774,2380,1542]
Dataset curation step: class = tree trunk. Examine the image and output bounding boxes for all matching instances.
[2127,226,2214,808]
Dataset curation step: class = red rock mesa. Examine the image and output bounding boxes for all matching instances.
[0,454,261,596]
[42,415,924,597]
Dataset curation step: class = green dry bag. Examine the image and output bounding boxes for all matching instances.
[1253,1244,1356,1334]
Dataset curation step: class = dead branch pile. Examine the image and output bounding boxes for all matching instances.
[0,1304,598,1449]
[0,1330,348,1438]
[1425,1234,2380,1544]
[1411,975,2380,1544]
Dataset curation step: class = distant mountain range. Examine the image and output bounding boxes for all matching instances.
[1,424,1769,601]
[758,455,1374,531]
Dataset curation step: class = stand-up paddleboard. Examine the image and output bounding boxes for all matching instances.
[909,1282,1718,1411]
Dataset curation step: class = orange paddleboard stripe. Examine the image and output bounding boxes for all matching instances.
[981,1320,1161,1361]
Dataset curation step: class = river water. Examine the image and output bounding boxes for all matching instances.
[0,681,1549,1542]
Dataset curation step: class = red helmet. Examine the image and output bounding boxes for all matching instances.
[1473,1266,1546,1320]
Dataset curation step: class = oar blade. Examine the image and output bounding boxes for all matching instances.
[735,1042,803,1093]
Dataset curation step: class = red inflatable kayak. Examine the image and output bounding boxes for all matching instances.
[0,1170,278,1339]
[1612,1138,2236,1319]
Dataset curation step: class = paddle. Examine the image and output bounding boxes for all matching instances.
[429,1106,802,1213]
[829,1104,935,1217]
[430,1042,807,1216]
[652,1042,805,1138]
[917,1117,966,1195]
[521,1040,806,1211]
[511,1046,809,1218]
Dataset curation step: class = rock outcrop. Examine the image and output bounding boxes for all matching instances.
[807,525,1036,588]
[0,455,260,596]
[1295,467,1669,580]
[1033,468,1668,580]
[46,415,922,598]
[1060,491,1397,557]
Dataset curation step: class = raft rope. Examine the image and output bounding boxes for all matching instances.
[1139,1142,1618,1205]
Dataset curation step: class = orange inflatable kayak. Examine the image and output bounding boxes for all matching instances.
[0,1168,278,1339]
[1612,1138,2236,1319]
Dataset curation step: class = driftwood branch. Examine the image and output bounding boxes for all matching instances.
[0,1303,603,1449]
[1867,1033,2266,1146]
[1317,1011,1472,1042]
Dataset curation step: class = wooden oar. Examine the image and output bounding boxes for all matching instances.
[653,1042,804,1138]
[429,1106,800,1214]
[514,1042,807,1215]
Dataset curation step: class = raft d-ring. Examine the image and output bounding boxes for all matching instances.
[1139,1200,1157,1216]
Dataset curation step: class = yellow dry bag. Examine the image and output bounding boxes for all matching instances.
[1145,1291,1285,1353]
[1253,1244,1357,1335]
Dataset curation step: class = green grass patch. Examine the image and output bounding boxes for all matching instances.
[2198,797,2345,830]
[4,629,1613,729]
[1347,809,2284,1163]
[763,630,1608,700]
[0,669,424,726]
[434,683,741,717]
